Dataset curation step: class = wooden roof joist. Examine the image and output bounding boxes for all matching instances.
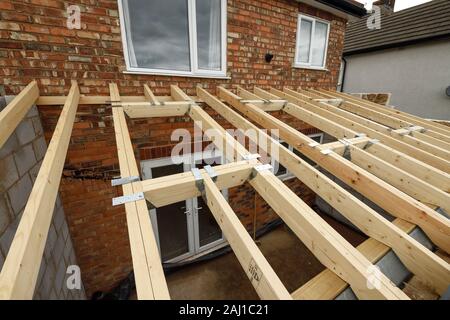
[315,89,450,143]
[143,157,291,298]
[280,88,450,172]
[0,81,79,299]
[184,88,408,299]
[271,88,450,192]
[0,81,39,149]
[110,83,170,300]
[306,89,450,161]
[201,171,292,299]
[218,87,450,254]
[199,87,450,296]
[4,80,447,300]
[264,88,450,212]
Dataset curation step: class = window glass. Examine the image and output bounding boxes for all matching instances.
[311,21,328,67]
[297,19,312,63]
[196,0,222,70]
[123,0,191,71]
[120,0,225,76]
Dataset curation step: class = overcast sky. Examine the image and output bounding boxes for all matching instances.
[356,0,432,11]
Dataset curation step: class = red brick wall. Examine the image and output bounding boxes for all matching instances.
[0,0,347,297]
[0,0,346,94]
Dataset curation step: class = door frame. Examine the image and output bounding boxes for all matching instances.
[140,149,227,263]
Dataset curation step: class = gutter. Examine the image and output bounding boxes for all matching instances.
[315,0,367,18]
[298,0,367,20]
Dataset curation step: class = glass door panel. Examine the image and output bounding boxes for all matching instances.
[155,200,190,261]
[196,196,222,247]
[194,158,223,249]
[147,163,192,262]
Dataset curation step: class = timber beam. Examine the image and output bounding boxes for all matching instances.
[192,87,407,299]
[272,87,450,189]
[110,83,170,300]
[0,81,79,299]
[261,87,450,212]
[0,81,39,148]
[283,88,450,172]
[141,161,257,207]
[271,88,450,192]
[218,86,450,254]
[185,86,408,299]
[317,89,450,142]
[199,86,450,296]
[201,172,292,299]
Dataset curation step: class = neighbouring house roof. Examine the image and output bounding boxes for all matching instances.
[344,0,450,55]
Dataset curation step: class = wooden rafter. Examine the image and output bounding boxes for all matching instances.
[0,81,39,148]
[272,88,450,192]
[197,88,450,293]
[143,84,160,105]
[260,87,450,212]
[218,87,450,253]
[185,86,408,300]
[141,161,255,207]
[171,84,193,102]
[198,87,450,295]
[317,89,450,142]
[4,80,447,300]
[0,81,79,299]
[110,83,170,300]
[282,88,450,172]
[201,172,292,299]
[307,91,450,160]
[292,218,417,299]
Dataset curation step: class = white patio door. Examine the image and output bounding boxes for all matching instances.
[141,152,226,262]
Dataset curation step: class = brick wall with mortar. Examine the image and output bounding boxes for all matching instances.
[0,96,86,300]
[0,0,348,297]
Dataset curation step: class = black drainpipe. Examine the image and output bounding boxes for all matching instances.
[340,56,347,92]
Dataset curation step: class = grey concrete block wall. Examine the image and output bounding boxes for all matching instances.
[0,96,86,300]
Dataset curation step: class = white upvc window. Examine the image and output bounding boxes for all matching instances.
[294,14,330,70]
[273,133,325,180]
[118,0,227,78]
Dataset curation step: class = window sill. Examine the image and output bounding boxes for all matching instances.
[293,65,329,72]
[123,69,231,80]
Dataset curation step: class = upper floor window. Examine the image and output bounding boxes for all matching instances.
[294,15,330,69]
[118,0,227,78]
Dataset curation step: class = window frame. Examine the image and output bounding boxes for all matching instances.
[294,14,331,70]
[271,140,294,181]
[118,0,228,78]
[272,133,325,181]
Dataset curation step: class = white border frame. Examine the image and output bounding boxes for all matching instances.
[118,0,228,78]
[294,14,330,70]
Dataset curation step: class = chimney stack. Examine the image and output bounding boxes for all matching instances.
[373,0,396,14]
